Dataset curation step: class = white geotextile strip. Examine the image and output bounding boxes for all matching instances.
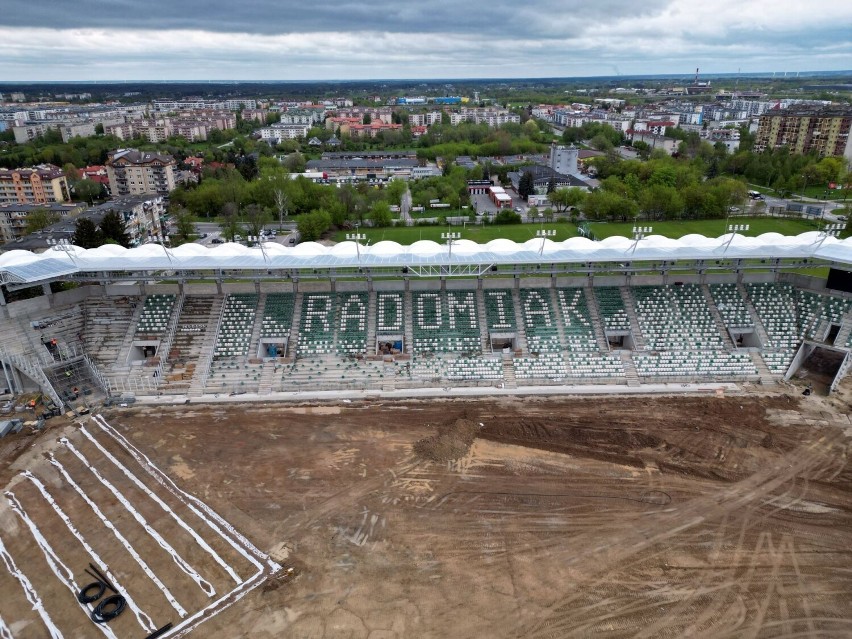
[5,492,118,639]
[22,471,157,633]
[0,536,63,639]
[46,456,187,618]
[78,425,242,585]
[60,438,216,598]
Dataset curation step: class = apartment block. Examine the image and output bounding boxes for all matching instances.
[106,149,176,196]
[0,164,70,205]
[754,105,852,159]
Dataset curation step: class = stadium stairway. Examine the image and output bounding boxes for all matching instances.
[548,287,570,351]
[749,351,778,386]
[476,289,490,354]
[367,291,377,356]
[110,298,147,368]
[502,357,518,388]
[701,285,737,350]
[737,283,772,349]
[583,287,609,351]
[81,296,137,367]
[404,290,414,354]
[510,288,529,354]
[287,293,303,357]
[619,287,647,350]
[835,314,852,348]
[619,352,641,387]
[246,292,268,358]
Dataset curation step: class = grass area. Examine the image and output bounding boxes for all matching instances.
[588,217,822,239]
[332,222,578,244]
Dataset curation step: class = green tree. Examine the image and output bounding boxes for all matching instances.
[243,203,269,238]
[25,207,61,234]
[171,208,196,245]
[219,202,242,242]
[518,171,535,200]
[297,209,332,241]
[368,202,393,228]
[73,179,104,204]
[72,217,102,248]
[549,187,586,214]
[94,123,104,135]
[98,210,131,247]
[362,113,372,125]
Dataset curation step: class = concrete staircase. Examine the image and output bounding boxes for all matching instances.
[258,360,278,395]
[749,351,778,386]
[737,283,772,349]
[584,287,609,351]
[288,292,303,358]
[246,292,267,359]
[548,287,568,351]
[511,288,529,354]
[187,296,226,396]
[619,352,641,387]
[619,287,647,351]
[366,291,377,356]
[111,298,147,368]
[701,285,737,350]
[476,288,490,354]
[502,357,517,389]
[834,314,852,348]
[404,290,414,354]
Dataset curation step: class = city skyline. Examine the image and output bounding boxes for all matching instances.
[2,0,852,81]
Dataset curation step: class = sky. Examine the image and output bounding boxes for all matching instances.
[2,0,851,81]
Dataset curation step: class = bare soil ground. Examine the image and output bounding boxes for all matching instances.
[1,388,851,638]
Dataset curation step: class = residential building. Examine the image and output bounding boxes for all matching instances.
[408,111,442,127]
[0,164,70,205]
[448,108,520,127]
[259,123,311,142]
[0,202,83,244]
[88,195,167,246]
[106,149,176,196]
[754,105,852,159]
[548,144,579,176]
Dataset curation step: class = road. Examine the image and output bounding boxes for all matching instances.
[400,189,413,226]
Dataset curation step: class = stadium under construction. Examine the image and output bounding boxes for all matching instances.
[1,230,851,411]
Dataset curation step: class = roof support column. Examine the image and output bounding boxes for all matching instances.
[0,286,6,306]
[42,283,52,298]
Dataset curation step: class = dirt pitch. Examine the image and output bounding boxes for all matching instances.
[2,389,852,638]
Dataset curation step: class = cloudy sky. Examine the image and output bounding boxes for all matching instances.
[2,0,851,81]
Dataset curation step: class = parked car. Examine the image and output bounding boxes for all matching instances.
[211,237,224,244]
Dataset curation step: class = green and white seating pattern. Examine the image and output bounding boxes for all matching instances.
[796,290,852,340]
[298,293,336,355]
[515,353,568,380]
[745,283,799,359]
[135,294,175,336]
[761,351,793,375]
[556,288,597,351]
[595,287,630,332]
[412,290,481,353]
[261,293,295,339]
[336,292,368,355]
[632,285,722,351]
[484,289,517,331]
[519,289,561,353]
[376,292,405,332]
[633,351,756,378]
[566,353,625,378]
[214,294,258,358]
[710,284,753,329]
[445,357,503,381]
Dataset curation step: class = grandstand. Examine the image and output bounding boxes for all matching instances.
[0,231,850,406]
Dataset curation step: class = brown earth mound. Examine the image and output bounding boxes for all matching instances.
[413,415,482,462]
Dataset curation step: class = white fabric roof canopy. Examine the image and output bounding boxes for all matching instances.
[0,232,850,283]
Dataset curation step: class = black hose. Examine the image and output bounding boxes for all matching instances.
[91,594,126,623]
[77,581,106,604]
[145,623,173,639]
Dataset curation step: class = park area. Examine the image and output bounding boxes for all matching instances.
[1,389,851,638]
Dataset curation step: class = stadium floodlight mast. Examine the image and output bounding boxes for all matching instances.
[722,223,749,252]
[247,235,269,262]
[813,223,844,249]
[629,226,652,254]
[46,237,78,265]
[442,231,460,257]
[536,228,556,255]
[346,231,366,261]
